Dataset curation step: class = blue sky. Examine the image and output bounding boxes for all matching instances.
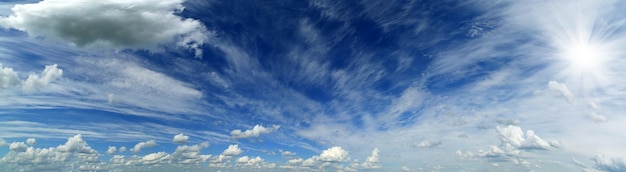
[1,0,626,171]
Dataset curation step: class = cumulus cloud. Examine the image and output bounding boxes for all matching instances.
[361,148,381,169]
[22,64,63,93]
[1,134,99,171]
[222,144,243,156]
[0,64,20,90]
[318,146,350,162]
[173,133,189,144]
[170,142,210,163]
[279,149,297,156]
[231,124,280,139]
[26,138,36,145]
[9,142,28,152]
[0,0,208,57]
[56,134,97,154]
[548,81,574,103]
[131,140,157,153]
[106,146,117,154]
[593,154,626,172]
[119,146,127,153]
[236,156,265,167]
[414,140,442,148]
[496,125,558,150]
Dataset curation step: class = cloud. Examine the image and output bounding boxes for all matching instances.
[593,154,626,172]
[131,140,157,153]
[0,138,6,147]
[279,149,297,156]
[496,125,558,150]
[318,146,350,162]
[119,146,127,153]
[236,156,265,168]
[173,133,189,144]
[8,142,28,152]
[170,142,210,163]
[361,148,381,169]
[230,124,280,139]
[106,146,117,154]
[548,81,574,103]
[25,138,35,145]
[0,0,208,57]
[221,144,243,156]
[56,134,97,154]
[588,112,608,123]
[0,64,20,90]
[22,64,63,93]
[414,140,442,148]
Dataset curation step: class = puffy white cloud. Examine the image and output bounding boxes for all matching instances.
[0,0,208,57]
[279,149,297,156]
[141,152,170,165]
[593,154,626,172]
[231,124,280,139]
[106,146,116,154]
[131,140,157,153]
[173,133,189,144]
[414,140,442,148]
[22,64,63,93]
[170,141,210,163]
[26,138,36,145]
[0,138,6,147]
[0,64,20,90]
[119,146,127,153]
[236,156,264,167]
[318,146,350,162]
[56,134,97,154]
[222,144,243,156]
[548,81,574,103]
[361,148,381,169]
[9,142,28,152]
[287,158,304,164]
[496,125,557,150]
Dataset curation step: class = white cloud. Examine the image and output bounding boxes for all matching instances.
[119,146,127,153]
[548,81,574,103]
[496,125,557,150]
[0,0,208,57]
[8,142,28,152]
[106,146,117,154]
[231,124,280,139]
[236,156,265,167]
[0,138,6,147]
[593,154,626,172]
[287,158,304,164]
[131,140,157,153]
[170,141,210,163]
[279,149,297,156]
[107,93,117,104]
[222,144,243,156]
[56,134,97,154]
[588,112,608,123]
[22,64,63,93]
[414,140,442,148]
[0,64,20,90]
[141,152,170,165]
[318,146,350,162]
[26,138,36,145]
[361,148,381,169]
[173,133,189,144]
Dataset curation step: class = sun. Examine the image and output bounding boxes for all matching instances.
[561,40,604,72]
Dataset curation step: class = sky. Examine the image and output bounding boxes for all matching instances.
[0,0,626,171]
